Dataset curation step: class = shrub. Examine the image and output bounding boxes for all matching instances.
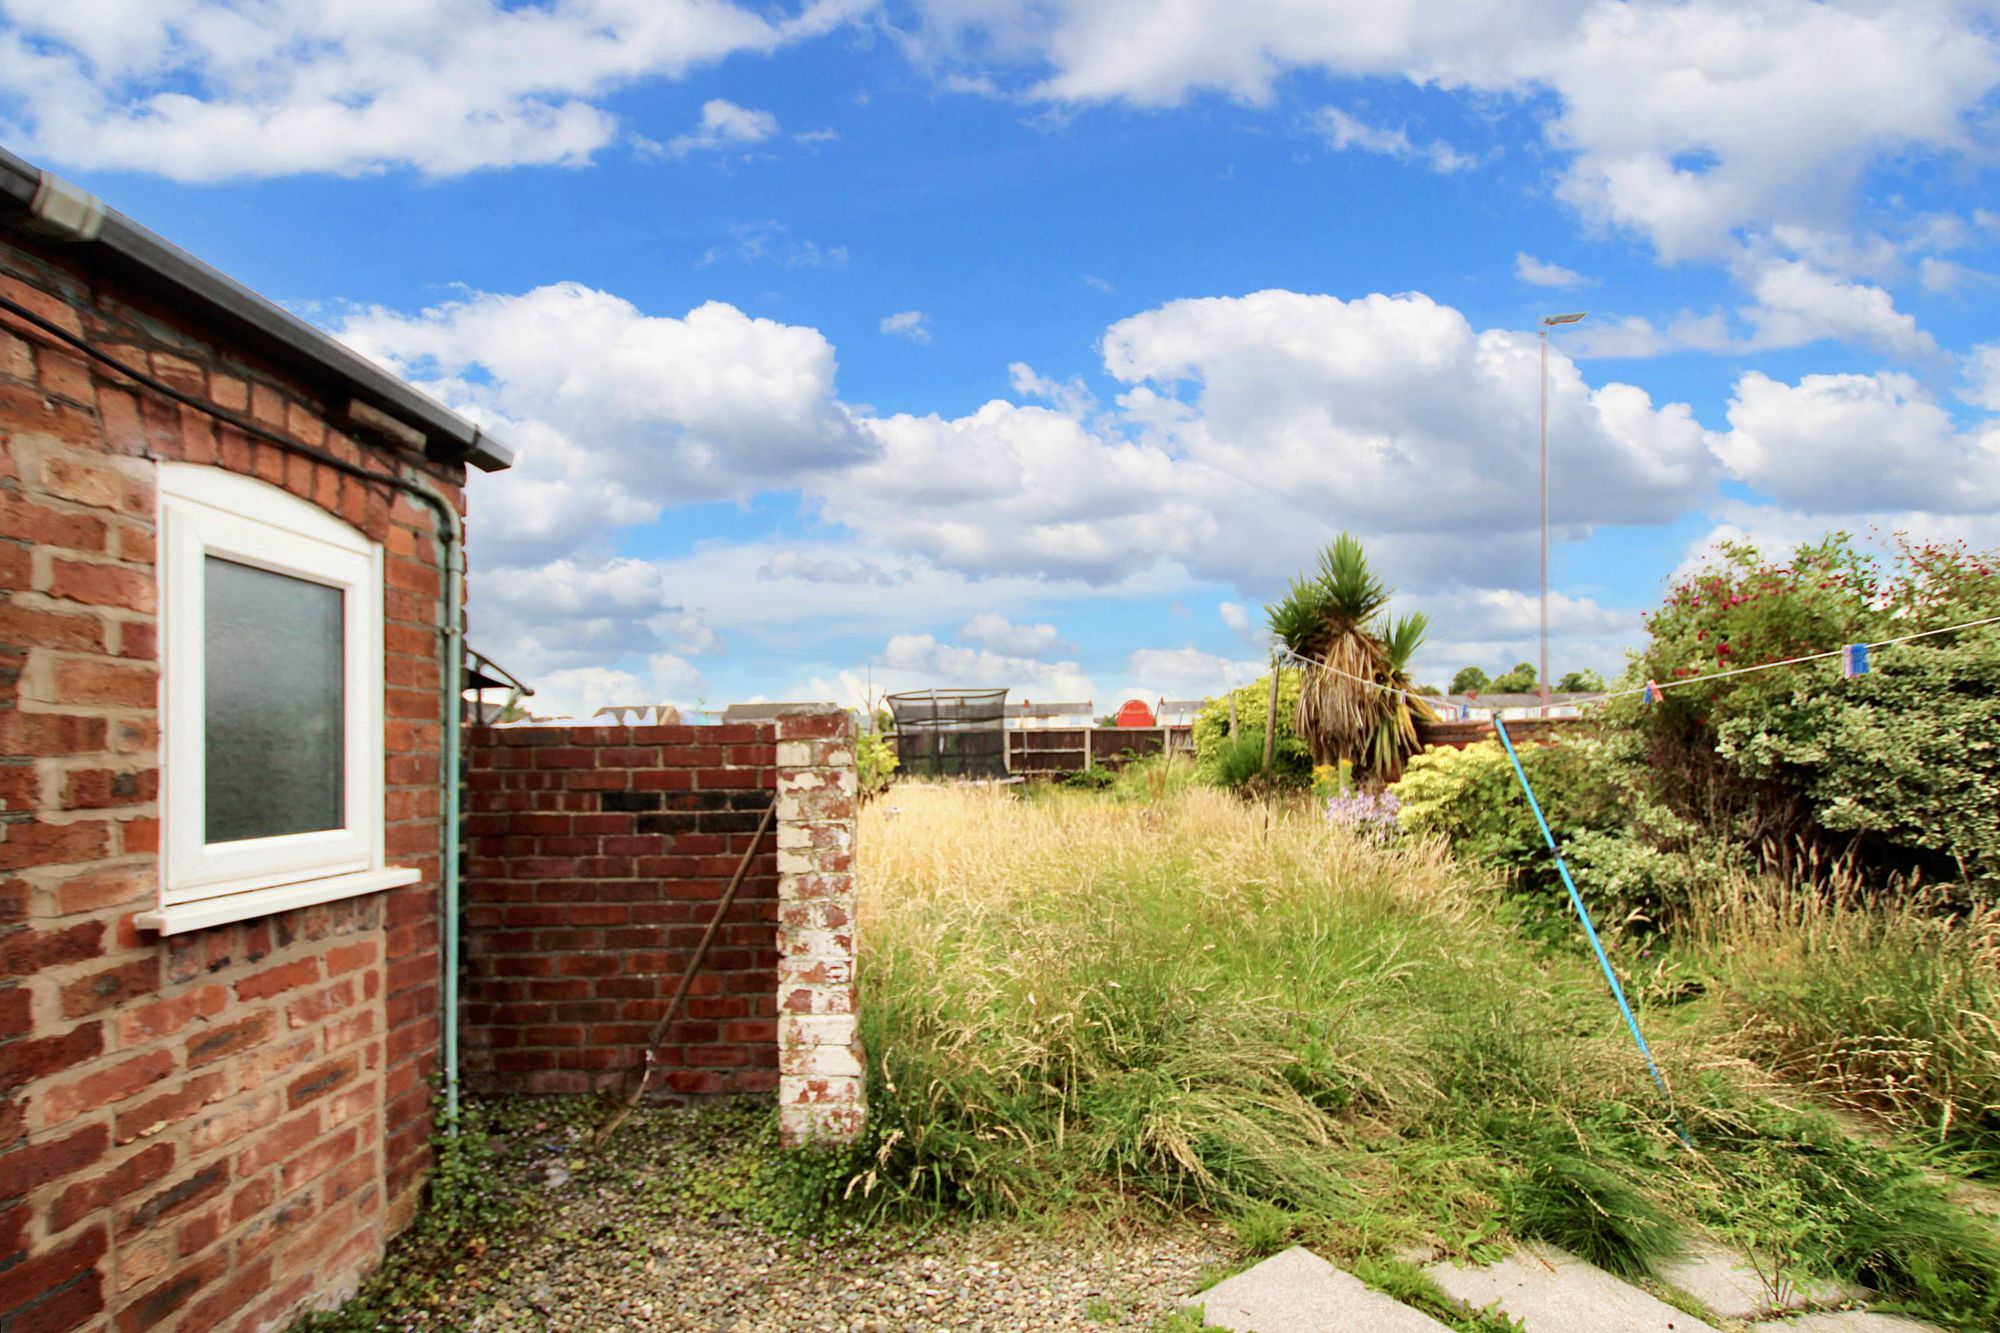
[857,728,898,803]
[1201,731,1275,790]
[1618,532,2000,895]
[1393,738,1716,936]
[1193,673,1313,788]
[1734,636,2000,897]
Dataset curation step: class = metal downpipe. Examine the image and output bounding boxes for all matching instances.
[401,478,466,1126]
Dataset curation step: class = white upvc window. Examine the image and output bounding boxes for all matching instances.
[139,464,416,936]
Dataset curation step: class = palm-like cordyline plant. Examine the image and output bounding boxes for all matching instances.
[1266,534,1435,779]
[1364,610,1436,780]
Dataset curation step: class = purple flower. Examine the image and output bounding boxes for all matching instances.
[1323,790,1401,839]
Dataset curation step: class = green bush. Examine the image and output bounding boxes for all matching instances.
[1724,636,2000,897]
[857,728,898,803]
[1193,673,1313,788]
[1618,532,2000,897]
[1392,738,1719,936]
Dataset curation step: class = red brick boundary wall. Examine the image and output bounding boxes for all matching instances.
[462,706,863,1145]
[2,239,457,1330]
[1415,717,1589,750]
[460,723,781,1097]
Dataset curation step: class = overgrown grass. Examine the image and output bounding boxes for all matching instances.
[1684,875,2000,1175]
[854,784,2000,1328]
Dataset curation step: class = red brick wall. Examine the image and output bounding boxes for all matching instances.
[2,231,460,1331]
[460,724,781,1098]
[1415,717,1589,749]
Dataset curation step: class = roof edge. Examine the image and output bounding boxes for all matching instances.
[0,148,512,473]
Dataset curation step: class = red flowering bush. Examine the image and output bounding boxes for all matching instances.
[1610,533,2000,894]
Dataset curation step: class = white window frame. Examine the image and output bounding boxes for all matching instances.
[139,464,415,936]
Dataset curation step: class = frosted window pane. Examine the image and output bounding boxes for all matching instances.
[204,557,345,843]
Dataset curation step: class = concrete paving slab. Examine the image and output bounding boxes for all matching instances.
[1189,1246,1453,1333]
[1656,1239,1857,1319]
[1425,1243,1723,1333]
[1747,1314,1943,1333]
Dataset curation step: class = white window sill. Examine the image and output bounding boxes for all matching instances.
[136,866,421,936]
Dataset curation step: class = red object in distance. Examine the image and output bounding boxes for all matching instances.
[1113,699,1155,728]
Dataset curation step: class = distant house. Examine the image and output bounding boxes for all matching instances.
[2,150,511,1331]
[1154,698,1207,727]
[1004,700,1094,729]
[592,703,683,727]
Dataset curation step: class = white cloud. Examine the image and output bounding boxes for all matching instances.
[1738,259,1935,360]
[700,221,849,268]
[819,398,1215,583]
[1218,600,1263,646]
[1314,106,1477,173]
[0,0,859,179]
[904,0,2000,346]
[1672,500,2000,586]
[336,282,864,563]
[1120,647,1262,700]
[1411,588,1641,689]
[877,632,1093,699]
[1563,260,1937,362]
[957,612,1076,657]
[1533,2,1996,265]
[879,310,933,344]
[1715,370,2000,514]
[1959,344,2000,413]
[758,551,911,586]
[650,539,1187,641]
[327,276,1849,709]
[1007,361,1096,416]
[470,556,721,702]
[1515,253,1589,289]
[666,98,780,155]
[822,283,1718,594]
[1084,274,1116,293]
[392,280,1720,602]
[899,0,1565,107]
[1091,288,1717,585]
[527,653,709,722]
[1565,310,1732,359]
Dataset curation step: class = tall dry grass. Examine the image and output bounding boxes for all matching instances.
[850,783,2000,1325]
[1687,874,2000,1170]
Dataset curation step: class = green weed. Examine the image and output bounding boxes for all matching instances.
[855,785,2000,1330]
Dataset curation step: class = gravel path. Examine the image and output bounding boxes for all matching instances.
[472,1214,1229,1331]
[340,1102,1233,1332]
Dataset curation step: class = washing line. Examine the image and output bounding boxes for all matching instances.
[1277,608,2000,714]
[1273,609,1999,1142]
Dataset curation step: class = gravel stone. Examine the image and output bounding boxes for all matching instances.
[359,1104,1232,1332]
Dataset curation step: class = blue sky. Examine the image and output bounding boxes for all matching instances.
[5,1,1998,715]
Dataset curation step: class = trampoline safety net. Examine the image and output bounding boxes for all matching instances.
[886,688,1009,780]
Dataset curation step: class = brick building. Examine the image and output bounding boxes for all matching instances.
[1,151,866,1332]
[1,150,511,1330]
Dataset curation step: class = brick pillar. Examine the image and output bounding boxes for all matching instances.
[771,706,865,1146]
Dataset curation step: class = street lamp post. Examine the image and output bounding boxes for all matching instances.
[1538,311,1587,715]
